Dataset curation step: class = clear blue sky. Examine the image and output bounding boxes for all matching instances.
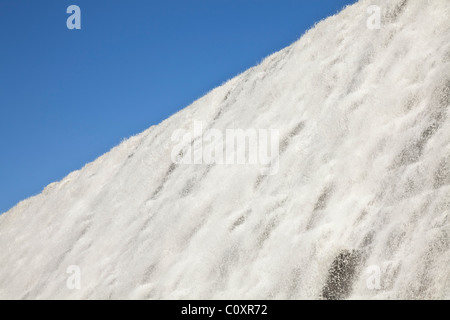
[0,0,357,214]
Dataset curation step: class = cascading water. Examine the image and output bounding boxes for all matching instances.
[0,0,449,299]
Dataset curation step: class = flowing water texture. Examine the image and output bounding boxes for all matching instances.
[0,0,449,299]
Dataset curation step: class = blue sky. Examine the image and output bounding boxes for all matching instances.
[0,0,357,214]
